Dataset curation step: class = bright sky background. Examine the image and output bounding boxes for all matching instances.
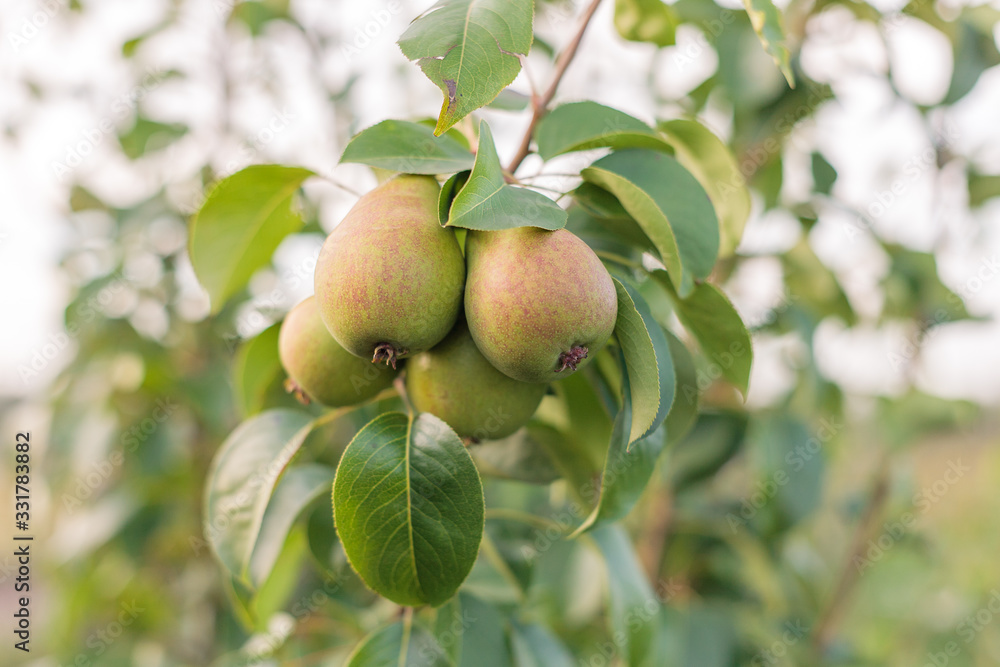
[1,0,999,407]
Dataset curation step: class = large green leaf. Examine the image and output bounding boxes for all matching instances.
[398,0,534,135]
[340,120,475,175]
[535,102,672,160]
[189,165,313,312]
[247,463,334,588]
[346,621,452,667]
[612,277,675,446]
[742,0,794,86]
[658,120,751,257]
[572,350,669,535]
[590,525,660,667]
[655,273,752,397]
[614,0,678,47]
[333,412,485,607]
[583,150,719,296]
[446,121,567,231]
[204,409,314,583]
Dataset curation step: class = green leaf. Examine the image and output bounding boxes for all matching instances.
[968,173,1000,208]
[189,165,313,312]
[446,121,567,231]
[810,151,837,196]
[340,120,476,175]
[204,409,314,583]
[346,621,452,667]
[658,120,751,257]
[247,464,334,588]
[590,525,659,666]
[509,621,575,667]
[664,330,699,446]
[614,0,678,47]
[536,102,673,160]
[612,278,675,445]
[233,323,282,417]
[443,593,511,667]
[747,416,824,527]
[742,0,794,87]
[583,151,719,296]
[118,116,188,159]
[655,273,752,397]
[572,349,669,535]
[439,171,471,225]
[398,0,534,136]
[332,412,485,607]
[945,19,1000,104]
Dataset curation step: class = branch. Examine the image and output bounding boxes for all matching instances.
[811,453,891,653]
[506,0,604,174]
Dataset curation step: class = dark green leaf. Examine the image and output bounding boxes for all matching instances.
[614,0,678,47]
[189,165,314,312]
[398,0,534,135]
[204,409,314,583]
[346,621,452,667]
[536,102,672,160]
[655,273,752,397]
[439,170,471,225]
[811,151,837,195]
[333,412,485,607]
[340,120,475,175]
[659,119,751,257]
[664,330,699,445]
[667,412,747,491]
[446,121,567,231]
[747,416,824,527]
[583,151,719,296]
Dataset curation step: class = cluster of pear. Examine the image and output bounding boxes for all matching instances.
[278,174,618,441]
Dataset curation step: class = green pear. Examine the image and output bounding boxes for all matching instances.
[314,174,465,367]
[465,227,618,383]
[279,296,397,406]
[406,321,547,440]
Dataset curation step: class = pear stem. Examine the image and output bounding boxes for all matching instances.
[372,343,405,369]
[283,377,311,405]
[556,346,589,373]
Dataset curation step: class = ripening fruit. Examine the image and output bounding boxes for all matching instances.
[314,174,465,368]
[406,321,547,440]
[464,227,618,383]
[279,296,397,407]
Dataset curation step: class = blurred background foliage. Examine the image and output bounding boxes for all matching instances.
[2,0,1000,665]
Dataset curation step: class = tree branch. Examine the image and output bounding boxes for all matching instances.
[506,0,604,174]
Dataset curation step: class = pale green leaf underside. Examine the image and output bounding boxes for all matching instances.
[659,119,751,257]
[582,150,719,297]
[743,0,795,87]
[447,121,566,231]
[535,101,673,160]
[333,412,485,607]
[189,165,314,312]
[340,120,475,175]
[204,409,314,584]
[398,0,534,135]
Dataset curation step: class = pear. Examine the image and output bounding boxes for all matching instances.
[465,227,618,383]
[279,296,397,407]
[314,175,465,367]
[406,321,547,440]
